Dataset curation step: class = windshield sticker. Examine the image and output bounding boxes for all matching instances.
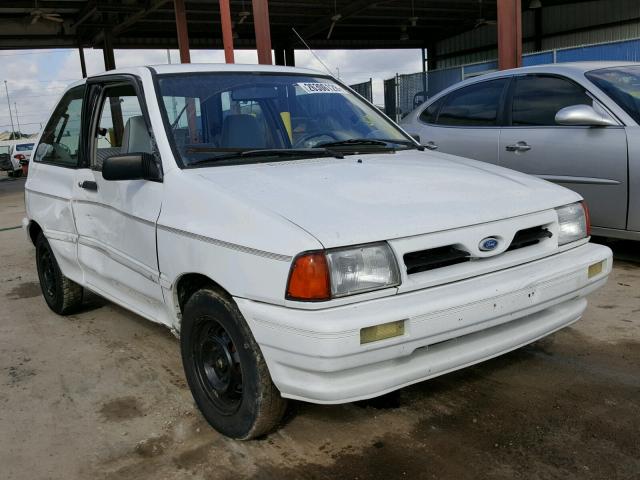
[297,82,346,94]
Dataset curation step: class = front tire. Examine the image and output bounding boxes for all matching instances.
[35,233,83,314]
[180,288,287,440]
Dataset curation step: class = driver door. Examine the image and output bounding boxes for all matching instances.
[499,74,628,230]
[72,77,165,321]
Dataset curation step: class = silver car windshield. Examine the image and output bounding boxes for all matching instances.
[586,66,640,124]
[156,73,413,167]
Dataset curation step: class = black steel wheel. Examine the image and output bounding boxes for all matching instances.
[35,232,83,315]
[193,318,244,415]
[180,288,287,440]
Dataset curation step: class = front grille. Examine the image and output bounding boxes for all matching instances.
[404,245,470,275]
[404,225,552,275]
[507,226,552,252]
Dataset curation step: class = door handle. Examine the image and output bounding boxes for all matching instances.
[505,141,531,153]
[78,180,98,191]
[425,141,439,150]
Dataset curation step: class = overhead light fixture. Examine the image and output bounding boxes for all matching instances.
[400,25,409,41]
[409,0,418,27]
[529,0,542,8]
[327,14,342,40]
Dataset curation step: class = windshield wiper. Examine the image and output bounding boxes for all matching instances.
[375,138,425,151]
[316,138,390,148]
[316,138,424,151]
[188,148,344,167]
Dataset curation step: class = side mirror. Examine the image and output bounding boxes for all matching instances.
[555,104,618,127]
[410,133,421,143]
[102,152,162,181]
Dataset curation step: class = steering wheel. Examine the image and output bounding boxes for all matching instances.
[293,132,339,148]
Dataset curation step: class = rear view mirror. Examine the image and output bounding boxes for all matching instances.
[102,152,162,182]
[231,86,278,101]
[555,104,618,127]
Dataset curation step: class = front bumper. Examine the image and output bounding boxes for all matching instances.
[237,243,611,404]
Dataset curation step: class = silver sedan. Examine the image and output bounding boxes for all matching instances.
[401,61,640,241]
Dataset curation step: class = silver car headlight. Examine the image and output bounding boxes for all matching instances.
[556,202,589,246]
[326,243,401,297]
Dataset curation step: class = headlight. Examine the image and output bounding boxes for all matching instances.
[286,243,400,301]
[327,243,400,297]
[556,201,590,245]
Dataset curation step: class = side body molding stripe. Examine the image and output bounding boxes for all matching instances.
[157,224,293,262]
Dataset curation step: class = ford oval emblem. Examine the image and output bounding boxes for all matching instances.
[479,237,499,252]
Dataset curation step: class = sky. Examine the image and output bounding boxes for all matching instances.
[0,48,423,134]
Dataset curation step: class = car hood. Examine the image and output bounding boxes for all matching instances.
[193,150,580,248]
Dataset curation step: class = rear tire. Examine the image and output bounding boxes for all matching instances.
[35,233,83,315]
[180,288,287,440]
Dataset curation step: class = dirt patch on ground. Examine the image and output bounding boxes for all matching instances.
[99,396,145,422]
[6,281,41,299]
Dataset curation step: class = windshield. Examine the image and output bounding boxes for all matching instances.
[586,66,640,124]
[156,73,413,167]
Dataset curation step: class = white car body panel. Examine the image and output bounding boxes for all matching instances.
[23,64,612,404]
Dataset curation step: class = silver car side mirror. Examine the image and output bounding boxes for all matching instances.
[555,104,618,127]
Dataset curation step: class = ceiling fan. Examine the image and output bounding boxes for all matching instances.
[473,0,497,29]
[29,1,64,24]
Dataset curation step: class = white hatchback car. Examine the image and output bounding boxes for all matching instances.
[24,64,612,439]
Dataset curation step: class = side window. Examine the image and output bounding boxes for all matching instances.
[418,98,443,124]
[34,86,85,167]
[93,83,153,170]
[437,79,507,127]
[511,75,593,126]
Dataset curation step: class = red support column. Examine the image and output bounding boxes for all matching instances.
[497,0,522,70]
[174,0,191,63]
[219,0,235,63]
[252,0,272,65]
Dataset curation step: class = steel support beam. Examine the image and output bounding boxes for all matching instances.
[79,44,87,78]
[174,0,191,63]
[252,0,272,65]
[421,47,427,94]
[284,48,295,66]
[534,6,543,51]
[427,42,437,71]
[219,0,235,63]
[274,48,285,66]
[102,30,116,70]
[497,0,522,70]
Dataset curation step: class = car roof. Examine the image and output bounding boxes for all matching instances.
[420,61,640,107]
[79,63,324,80]
[63,63,328,91]
[480,61,640,78]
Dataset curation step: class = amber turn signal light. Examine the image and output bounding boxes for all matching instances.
[286,252,331,301]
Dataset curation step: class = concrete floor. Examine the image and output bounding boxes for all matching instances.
[1,173,639,480]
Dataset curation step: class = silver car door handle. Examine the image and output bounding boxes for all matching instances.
[425,141,439,150]
[505,141,531,152]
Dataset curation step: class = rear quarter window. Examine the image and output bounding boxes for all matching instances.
[418,98,444,124]
[436,79,508,127]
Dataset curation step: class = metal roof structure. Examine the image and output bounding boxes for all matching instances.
[0,0,587,51]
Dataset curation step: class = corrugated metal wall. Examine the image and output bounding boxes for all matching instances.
[437,0,640,68]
